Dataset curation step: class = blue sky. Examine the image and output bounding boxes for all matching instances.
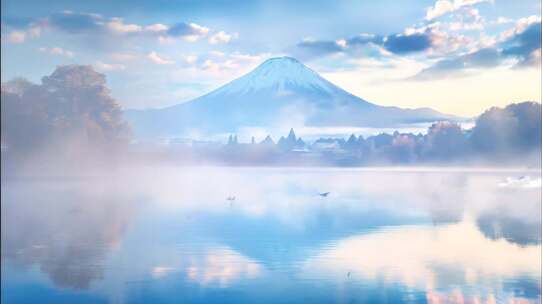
[1,0,541,115]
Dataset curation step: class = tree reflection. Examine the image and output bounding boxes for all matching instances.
[1,179,139,289]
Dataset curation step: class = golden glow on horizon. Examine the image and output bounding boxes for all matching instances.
[323,66,541,117]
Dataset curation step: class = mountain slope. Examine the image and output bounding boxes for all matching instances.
[125,57,458,137]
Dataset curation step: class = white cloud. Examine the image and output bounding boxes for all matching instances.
[189,23,209,34]
[425,0,490,20]
[182,23,210,42]
[5,31,26,44]
[28,25,42,38]
[208,50,225,57]
[336,39,347,48]
[182,55,198,64]
[3,22,47,44]
[448,21,483,31]
[426,0,455,20]
[201,59,220,71]
[183,35,204,43]
[476,33,497,49]
[229,52,267,63]
[459,7,481,20]
[498,15,542,42]
[172,52,271,81]
[147,51,175,65]
[94,61,126,71]
[519,48,542,68]
[15,11,221,46]
[144,23,169,33]
[208,31,237,44]
[106,17,142,34]
[455,0,490,6]
[496,17,513,24]
[109,52,138,62]
[158,36,176,45]
[200,52,268,71]
[38,47,75,57]
[403,23,476,55]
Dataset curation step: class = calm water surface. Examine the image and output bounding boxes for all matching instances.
[1,167,541,303]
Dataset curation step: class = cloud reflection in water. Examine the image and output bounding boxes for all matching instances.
[1,167,540,303]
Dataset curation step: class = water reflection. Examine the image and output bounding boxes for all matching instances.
[184,247,262,287]
[1,179,140,289]
[1,167,540,303]
[302,221,540,302]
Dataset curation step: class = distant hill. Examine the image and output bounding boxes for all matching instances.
[125,56,459,138]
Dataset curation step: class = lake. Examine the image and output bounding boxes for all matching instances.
[1,167,541,303]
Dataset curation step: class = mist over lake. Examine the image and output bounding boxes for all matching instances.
[2,167,541,303]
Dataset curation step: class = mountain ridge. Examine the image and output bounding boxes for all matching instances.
[125,56,459,138]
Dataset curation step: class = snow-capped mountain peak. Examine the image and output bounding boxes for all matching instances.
[207,56,340,96]
[125,56,458,137]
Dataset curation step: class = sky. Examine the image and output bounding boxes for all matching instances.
[1,0,541,116]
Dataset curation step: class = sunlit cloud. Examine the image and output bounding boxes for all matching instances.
[209,50,226,58]
[94,61,126,71]
[4,31,26,44]
[5,10,220,47]
[181,54,199,64]
[144,23,168,33]
[498,15,541,41]
[166,22,209,42]
[208,31,238,44]
[108,52,138,62]
[147,51,175,65]
[38,46,75,57]
[425,0,491,21]
[106,17,142,34]
[496,16,514,24]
